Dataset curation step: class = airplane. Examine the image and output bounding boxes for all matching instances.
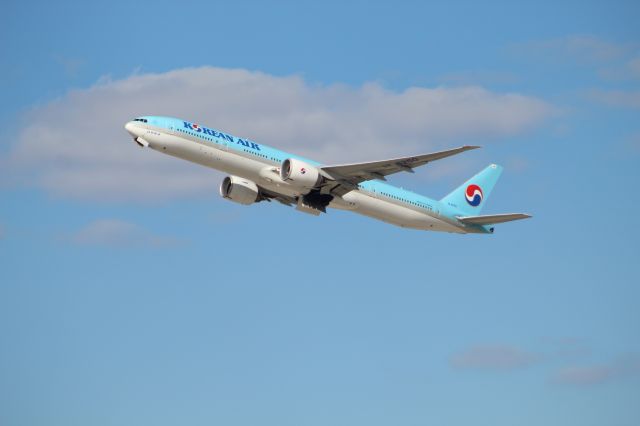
[124,116,531,234]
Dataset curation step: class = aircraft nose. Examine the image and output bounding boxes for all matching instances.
[124,121,137,136]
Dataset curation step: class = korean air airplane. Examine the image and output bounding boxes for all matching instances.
[125,116,531,234]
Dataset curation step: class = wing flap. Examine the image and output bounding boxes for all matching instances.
[457,213,532,225]
[259,187,295,206]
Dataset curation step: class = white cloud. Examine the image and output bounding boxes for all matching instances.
[70,219,181,248]
[450,345,540,370]
[5,67,553,202]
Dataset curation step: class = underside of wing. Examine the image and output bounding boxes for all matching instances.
[259,187,296,206]
[457,213,532,225]
[320,145,480,196]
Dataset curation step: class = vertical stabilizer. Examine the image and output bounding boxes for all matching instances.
[440,164,503,215]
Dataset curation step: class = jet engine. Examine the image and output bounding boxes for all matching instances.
[219,176,260,205]
[280,158,322,189]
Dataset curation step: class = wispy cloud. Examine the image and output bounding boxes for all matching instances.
[513,35,640,109]
[626,131,640,153]
[52,54,85,78]
[438,70,520,86]
[450,344,541,370]
[545,337,592,359]
[551,355,640,387]
[587,89,640,108]
[4,66,554,202]
[452,339,640,388]
[629,57,640,77]
[512,35,640,83]
[598,56,640,81]
[70,219,181,248]
[512,35,627,64]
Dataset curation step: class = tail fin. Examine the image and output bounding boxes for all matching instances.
[440,164,503,215]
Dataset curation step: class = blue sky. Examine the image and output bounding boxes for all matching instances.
[1,1,639,425]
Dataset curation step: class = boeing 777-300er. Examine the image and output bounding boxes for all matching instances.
[124,116,531,234]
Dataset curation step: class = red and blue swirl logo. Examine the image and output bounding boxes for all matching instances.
[465,184,483,206]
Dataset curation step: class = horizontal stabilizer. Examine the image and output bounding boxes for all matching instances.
[457,213,532,225]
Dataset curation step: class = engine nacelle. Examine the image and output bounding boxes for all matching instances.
[280,158,322,189]
[219,176,260,205]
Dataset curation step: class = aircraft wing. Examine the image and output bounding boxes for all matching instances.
[457,213,532,225]
[259,187,296,206]
[320,145,480,196]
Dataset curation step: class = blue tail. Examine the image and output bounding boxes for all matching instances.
[440,164,503,215]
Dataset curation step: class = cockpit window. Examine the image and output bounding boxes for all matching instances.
[133,118,148,123]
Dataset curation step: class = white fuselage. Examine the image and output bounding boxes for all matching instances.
[125,120,470,233]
